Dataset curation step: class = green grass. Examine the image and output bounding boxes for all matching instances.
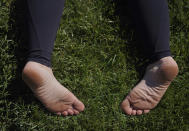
[0,0,189,130]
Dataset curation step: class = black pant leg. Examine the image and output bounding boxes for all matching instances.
[128,0,171,63]
[26,0,65,67]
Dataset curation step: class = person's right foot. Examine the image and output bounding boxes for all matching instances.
[22,61,85,116]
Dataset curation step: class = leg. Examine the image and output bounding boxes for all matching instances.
[26,0,64,67]
[22,0,85,116]
[121,0,178,115]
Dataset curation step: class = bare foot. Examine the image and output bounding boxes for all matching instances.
[121,56,178,115]
[22,61,85,116]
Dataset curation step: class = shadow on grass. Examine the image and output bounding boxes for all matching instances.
[113,0,150,79]
[6,0,45,109]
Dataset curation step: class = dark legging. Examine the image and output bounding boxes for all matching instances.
[26,0,65,67]
[26,0,171,67]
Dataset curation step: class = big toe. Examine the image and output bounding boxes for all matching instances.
[144,110,150,114]
[121,98,132,115]
[73,99,85,112]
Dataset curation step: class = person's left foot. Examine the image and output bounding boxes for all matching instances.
[121,56,178,115]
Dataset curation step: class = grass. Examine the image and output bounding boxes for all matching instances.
[0,0,189,130]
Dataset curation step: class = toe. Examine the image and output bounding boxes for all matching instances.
[47,102,72,113]
[73,99,85,112]
[62,111,68,116]
[73,109,79,115]
[136,110,143,115]
[144,110,150,114]
[56,112,62,116]
[121,98,132,115]
[67,109,74,115]
[131,110,137,115]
